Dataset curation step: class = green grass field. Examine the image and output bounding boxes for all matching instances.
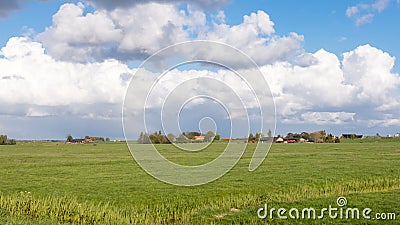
[0,140,399,224]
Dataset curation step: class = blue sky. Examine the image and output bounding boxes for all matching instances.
[2,0,399,62]
[0,0,399,139]
[225,0,400,67]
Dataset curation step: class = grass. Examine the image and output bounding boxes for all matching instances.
[0,141,399,224]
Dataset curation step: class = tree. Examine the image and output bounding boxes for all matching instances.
[293,133,301,139]
[248,133,254,142]
[177,133,189,143]
[186,132,201,140]
[326,134,334,143]
[105,137,110,142]
[255,133,260,142]
[138,132,144,143]
[160,135,169,144]
[149,134,159,144]
[142,133,151,144]
[214,134,220,141]
[66,135,73,142]
[285,133,294,139]
[0,135,16,145]
[319,130,326,141]
[310,131,323,143]
[301,132,310,140]
[0,135,6,144]
[204,131,215,142]
[167,133,176,143]
[267,129,272,138]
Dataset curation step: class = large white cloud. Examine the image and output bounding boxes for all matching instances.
[36,3,123,62]
[108,3,198,54]
[0,37,132,116]
[342,44,400,106]
[36,3,303,66]
[36,2,206,62]
[262,49,353,116]
[204,10,304,65]
[261,45,400,127]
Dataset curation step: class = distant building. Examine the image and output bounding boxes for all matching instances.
[286,139,297,143]
[69,139,86,144]
[340,134,364,139]
[275,137,284,143]
[193,136,205,141]
[259,137,273,143]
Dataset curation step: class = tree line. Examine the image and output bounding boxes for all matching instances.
[66,135,110,142]
[247,130,340,143]
[138,131,220,144]
[278,130,340,143]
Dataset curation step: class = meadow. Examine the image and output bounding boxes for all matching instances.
[0,139,399,224]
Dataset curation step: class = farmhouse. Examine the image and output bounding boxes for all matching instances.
[275,137,284,143]
[193,136,205,141]
[286,139,297,143]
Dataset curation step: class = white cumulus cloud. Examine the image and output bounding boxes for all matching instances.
[0,37,133,117]
[342,44,400,105]
[36,3,303,66]
[261,44,400,127]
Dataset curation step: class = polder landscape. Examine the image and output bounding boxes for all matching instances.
[1,0,400,225]
[0,135,399,224]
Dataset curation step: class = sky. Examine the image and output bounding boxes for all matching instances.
[0,0,400,140]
